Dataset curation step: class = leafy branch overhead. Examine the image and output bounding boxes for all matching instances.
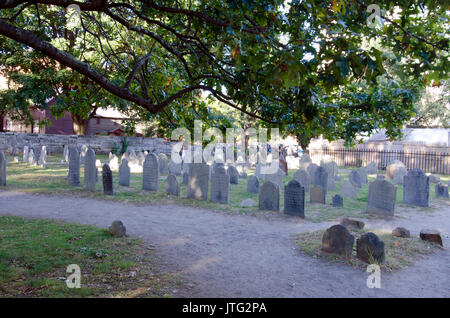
[0,0,448,143]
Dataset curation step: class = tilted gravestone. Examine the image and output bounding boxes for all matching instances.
[341,180,358,198]
[23,145,29,162]
[258,181,280,211]
[293,169,310,193]
[349,170,362,188]
[227,165,239,185]
[68,146,80,186]
[366,180,397,216]
[187,163,210,200]
[166,174,180,196]
[246,175,260,194]
[102,163,114,195]
[284,180,305,217]
[0,151,6,186]
[142,153,159,191]
[84,148,97,191]
[310,186,326,204]
[118,159,131,187]
[158,153,169,175]
[210,166,230,204]
[332,194,343,207]
[393,166,407,185]
[435,182,449,198]
[403,168,429,207]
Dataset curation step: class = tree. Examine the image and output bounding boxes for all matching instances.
[0,0,448,143]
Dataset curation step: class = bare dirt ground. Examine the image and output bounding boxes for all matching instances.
[0,190,449,297]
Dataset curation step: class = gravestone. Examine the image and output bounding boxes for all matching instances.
[357,167,368,184]
[293,169,310,193]
[349,170,362,188]
[240,198,255,207]
[227,165,239,185]
[258,181,280,211]
[166,174,180,196]
[435,182,449,198]
[158,153,169,175]
[27,149,35,165]
[341,180,358,199]
[403,168,429,207]
[366,180,397,216]
[313,166,328,197]
[332,194,343,207]
[118,159,131,187]
[62,145,69,163]
[428,174,440,183]
[187,163,210,200]
[321,224,354,257]
[356,232,385,264]
[393,166,407,185]
[376,174,385,180]
[284,180,305,217]
[246,175,260,194]
[38,145,47,167]
[108,220,126,237]
[68,146,80,186]
[23,146,29,162]
[84,148,97,191]
[182,171,189,184]
[386,160,406,180]
[169,159,182,176]
[299,154,312,171]
[142,153,159,191]
[365,161,378,174]
[307,163,319,181]
[32,145,40,165]
[210,166,230,204]
[392,227,410,238]
[102,164,113,195]
[420,229,443,246]
[264,168,285,190]
[310,186,326,204]
[0,151,6,186]
[109,154,119,171]
[79,144,88,165]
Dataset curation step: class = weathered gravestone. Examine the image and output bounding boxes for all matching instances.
[376,174,386,180]
[108,220,126,237]
[246,175,260,194]
[293,169,310,192]
[227,165,239,185]
[258,181,279,211]
[284,180,305,217]
[118,159,130,187]
[166,174,180,196]
[310,186,326,204]
[84,148,97,191]
[349,170,362,188]
[341,180,358,198]
[321,224,354,257]
[403,168,429,207]
[27,149,35,165]
[420,229,443,246]
[158,153,169,175]
[38,145,47,167]
[23,146,29,162]
[332,194,343,207]
[142,153,159,191]
[435,182,449,198]
[313,166,328,198]
[393,166,407,185]
[187,163,210,200]
[0,151,6,186]
[109,154,119,171]
[386,160,406,180]
[32,145,40,165]
[357,167,368,184]
[264,168,285,190]
[299,154,312,171]
[356,232,385,264]
[62,145,69,163]
[210,166,230,204]
[102,164,114,195]
[366,180,396,216]
[79,144,88,165]
[307,163,319,181]
[365,161,378,174]
[68,146,80,186]
[169,159,182,176]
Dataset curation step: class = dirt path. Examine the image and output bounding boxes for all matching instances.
[0,190,449,297]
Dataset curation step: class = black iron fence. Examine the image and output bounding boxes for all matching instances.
[310,147,450,175]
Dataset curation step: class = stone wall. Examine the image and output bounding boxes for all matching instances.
[0,132,176,155]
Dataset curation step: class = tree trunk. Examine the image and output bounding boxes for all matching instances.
[0,113,4,132]
[296,132,311,152]
[70,113,89,135]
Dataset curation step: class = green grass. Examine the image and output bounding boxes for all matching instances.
[293,227,439,272]
[3,155,449,223]
[0,215,181,298]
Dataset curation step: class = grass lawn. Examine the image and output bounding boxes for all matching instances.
[3,154,449,223]
[0,215,181,297]
[293,227,440,272]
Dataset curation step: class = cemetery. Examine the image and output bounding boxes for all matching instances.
[0,0,448,301]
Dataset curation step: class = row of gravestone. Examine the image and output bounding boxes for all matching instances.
[22,145,48,167]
